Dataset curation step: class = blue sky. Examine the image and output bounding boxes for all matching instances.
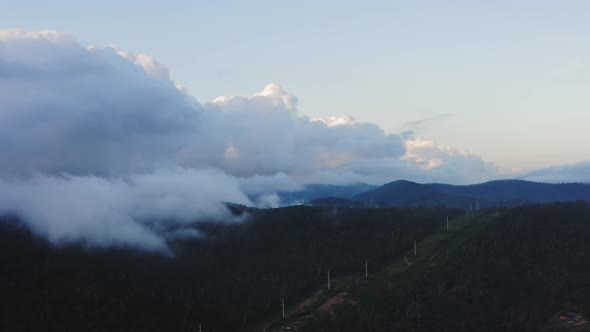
[2,0,590,172]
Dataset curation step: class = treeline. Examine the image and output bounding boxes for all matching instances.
[0,206,455,331]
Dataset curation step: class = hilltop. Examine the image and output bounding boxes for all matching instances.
[349,179,590,209]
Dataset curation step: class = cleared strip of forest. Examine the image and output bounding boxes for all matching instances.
[262,211,496,331]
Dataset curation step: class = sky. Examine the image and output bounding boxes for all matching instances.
[2,0,589,172]
[1,1,590,250]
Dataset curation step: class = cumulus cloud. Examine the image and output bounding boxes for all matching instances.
[401,135,498,184]
[0,29,200,177]
[0,29,486,183]
[178,84,406,176]
[111,47,171,81]
[301,135,498,186]
[0,29,503,251]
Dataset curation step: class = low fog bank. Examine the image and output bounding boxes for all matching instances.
[0,168,251,253]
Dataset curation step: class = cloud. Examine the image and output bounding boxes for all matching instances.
[177,84,406,176]
[254,193,282,208]
[301,136,498,186]
[238,173,303,195]
[0,29,483,183]
[401,136,498,184]
[399,113,453,131]
[522,161,590,183]
[0,168,250,252]
[0,29,502,251]
[111,47,171,81]
[0,29,201,177]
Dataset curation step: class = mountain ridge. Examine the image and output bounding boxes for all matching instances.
[348,179,590,209]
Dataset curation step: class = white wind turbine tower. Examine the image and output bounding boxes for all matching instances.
[446,216,449,231]
[281,298,286,318]
[327,270,331,290]
[365,259,368,278]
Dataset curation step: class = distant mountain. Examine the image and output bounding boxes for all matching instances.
[276,183,377,204]
[353,180,434,207]
[353,179,590,209]
[307,197,363,208]
[427,180,590,202]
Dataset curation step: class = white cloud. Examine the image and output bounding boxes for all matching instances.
[402,136,498,183]
[0,169,250,252]
[522,161,590,183]
[255,193,282,209]
[0,29,505,251]
[112,47,171,81]
[179,83,406,176]
[0,29,489,184]
[0,29,200,177]
[239,173,303,195]
[301,136,499,186]
[312,115,356,127]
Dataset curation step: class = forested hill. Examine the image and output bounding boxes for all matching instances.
[3,202,590,331]
[0,206,455,331]
[323,202,590,331]
[352,179,590,209]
